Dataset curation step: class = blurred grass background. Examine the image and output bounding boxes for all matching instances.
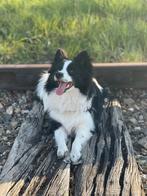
[0,0,147,64]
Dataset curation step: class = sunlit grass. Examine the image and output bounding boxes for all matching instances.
[0,0,147,63]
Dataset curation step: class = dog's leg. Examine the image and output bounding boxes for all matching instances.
[55,127,68,158]
[70,128,92,164]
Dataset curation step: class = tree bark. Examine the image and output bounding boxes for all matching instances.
[0,99,144,196]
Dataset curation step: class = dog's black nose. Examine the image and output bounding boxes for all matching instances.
[55,72,63,79]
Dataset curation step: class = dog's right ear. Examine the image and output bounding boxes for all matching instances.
[54,48,68,64]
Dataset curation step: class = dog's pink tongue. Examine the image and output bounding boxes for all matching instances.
[56,82,67,95]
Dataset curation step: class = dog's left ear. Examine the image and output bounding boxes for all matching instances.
[74,50,91,66]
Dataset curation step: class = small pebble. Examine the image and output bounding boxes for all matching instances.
[11,121,18,128]
[141,100,147,106]
[128,108,134,112]
[21,110,29,114]
[22,95,27,102]
[134,127,141,131]
[129,118,137,124]
[134,105,140,110]
[6,130,11,134]
[12,102,17,107]
[15,108,21,113]
[6,106,13,115]
[7,142,11,146]
[139,115,144,120]
[124,98,135,105]
[3,136,8,141]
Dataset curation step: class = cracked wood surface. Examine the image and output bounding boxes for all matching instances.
[0,100,145,196]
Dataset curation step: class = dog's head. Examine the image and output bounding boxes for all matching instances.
[49,48,93,95]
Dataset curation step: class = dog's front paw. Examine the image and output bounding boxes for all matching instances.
[57,146,68,159]
[70,148,82,165]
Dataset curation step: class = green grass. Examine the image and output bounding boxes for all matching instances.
[0,0,147,63]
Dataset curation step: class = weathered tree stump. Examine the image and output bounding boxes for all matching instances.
[0,98,145,196]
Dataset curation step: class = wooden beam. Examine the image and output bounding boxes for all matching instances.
[0,100,145,195]
[0,63,147,90]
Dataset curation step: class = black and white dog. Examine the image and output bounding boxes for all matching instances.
[37,49,104,164]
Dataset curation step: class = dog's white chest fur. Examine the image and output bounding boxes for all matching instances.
[46,89,94,133]
[45,87,91,112]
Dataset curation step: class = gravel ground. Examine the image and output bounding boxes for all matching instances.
[0,89,147,192]
[115,89,147,192]
[0,90,34,172]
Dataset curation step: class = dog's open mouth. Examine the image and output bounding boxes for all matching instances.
[56,81,73,95]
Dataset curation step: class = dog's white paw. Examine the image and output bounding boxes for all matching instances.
[57,146,68,159]
[70,148,82,164]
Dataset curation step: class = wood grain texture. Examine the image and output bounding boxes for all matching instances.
[1,63,147,89]
[0,99,145,196]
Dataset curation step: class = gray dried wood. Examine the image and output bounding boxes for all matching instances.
[0,99,144,196]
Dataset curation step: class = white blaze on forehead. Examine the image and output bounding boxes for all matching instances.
[61,60,72,72]
[60,60,72,82]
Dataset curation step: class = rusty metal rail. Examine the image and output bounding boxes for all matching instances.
[0,63,147,89]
